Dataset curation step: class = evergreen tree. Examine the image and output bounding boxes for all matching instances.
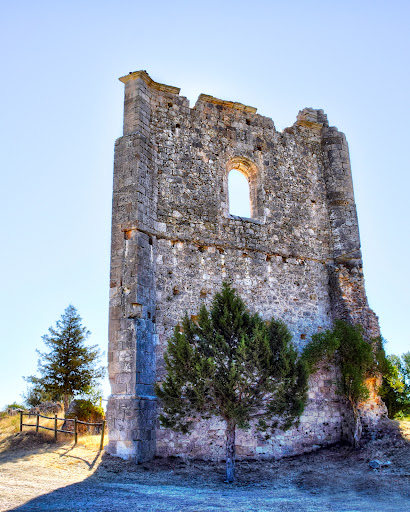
[25,305,105,412]
[155,283,308,483]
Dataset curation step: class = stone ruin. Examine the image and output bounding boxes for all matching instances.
[106,70,386,462]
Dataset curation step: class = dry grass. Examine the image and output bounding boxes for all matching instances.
[0,414,20,435]
[399,418,410,439]
[0,412,107,450]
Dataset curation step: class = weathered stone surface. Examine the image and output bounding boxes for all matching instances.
[106,71,386,462]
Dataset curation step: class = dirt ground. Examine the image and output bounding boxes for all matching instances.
[0,419,409,512]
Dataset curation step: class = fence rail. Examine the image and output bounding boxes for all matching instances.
[20,411,106,450]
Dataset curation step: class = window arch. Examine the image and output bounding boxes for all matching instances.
[225,157,259,219]
[228,169,251,217]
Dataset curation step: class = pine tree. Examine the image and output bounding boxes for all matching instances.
[25,305,105,412]
[155,283,308,483]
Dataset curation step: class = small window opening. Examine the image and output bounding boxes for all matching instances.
[228,169,251,217]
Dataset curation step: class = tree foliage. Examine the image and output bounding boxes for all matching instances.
[155,282,308,482]
[302,319,377,448]
[379,351,410,418]
[25,305,105,412]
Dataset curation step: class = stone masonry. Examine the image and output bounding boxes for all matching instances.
[106,71,386,462]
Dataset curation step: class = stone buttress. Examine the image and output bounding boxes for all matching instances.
[106,71,385,462]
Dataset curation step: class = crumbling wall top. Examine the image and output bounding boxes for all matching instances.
[195,94,257,114]
[119,70,181,95]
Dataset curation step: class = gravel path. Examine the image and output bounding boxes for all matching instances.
[1,420,409,512]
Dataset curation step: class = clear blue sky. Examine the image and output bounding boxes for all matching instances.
[1,1,409,408]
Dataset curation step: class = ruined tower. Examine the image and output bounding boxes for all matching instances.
[106,71,385,461]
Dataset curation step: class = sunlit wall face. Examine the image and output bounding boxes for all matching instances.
[228,169,251,218]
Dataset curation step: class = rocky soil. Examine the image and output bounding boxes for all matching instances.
[0,419,409,511]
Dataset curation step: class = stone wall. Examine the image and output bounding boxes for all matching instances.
[106,71,385,462]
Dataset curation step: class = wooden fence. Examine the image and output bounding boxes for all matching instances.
[19,411,106,451]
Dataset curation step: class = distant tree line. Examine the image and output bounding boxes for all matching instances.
[379,351,410,418]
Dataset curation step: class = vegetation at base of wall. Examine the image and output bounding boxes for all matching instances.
[156,282,309,483]
[379,351,410,418]
[24,305,105,412]
[302,320,381,448]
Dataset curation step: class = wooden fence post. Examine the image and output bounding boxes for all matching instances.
[19,411,23,432]
[74,417,78,445]
[54,414,57,441]
[99,420,106,451]
[36,414,39,433]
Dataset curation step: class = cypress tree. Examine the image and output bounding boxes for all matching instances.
[155,283,308,482]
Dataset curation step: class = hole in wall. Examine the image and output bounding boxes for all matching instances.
[149,237,153,245]
[300,334,306,340]
[228,169,251,218]
[173,287,180,296]
[198,246,205,253]
[282,257,287,263]
[246,119,251,125]
[200,289,207,298]
[311,199,316,204]
[218,247,224,254]
[124,230,133,240]
[266,255,271,262]
[168,102,173,107]
[147,312,151,319]
[176,123,180,128]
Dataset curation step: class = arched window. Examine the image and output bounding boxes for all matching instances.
[225,157,259,219]
[228,169,251,218]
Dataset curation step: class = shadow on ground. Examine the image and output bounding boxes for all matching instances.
[3,419,410,512]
